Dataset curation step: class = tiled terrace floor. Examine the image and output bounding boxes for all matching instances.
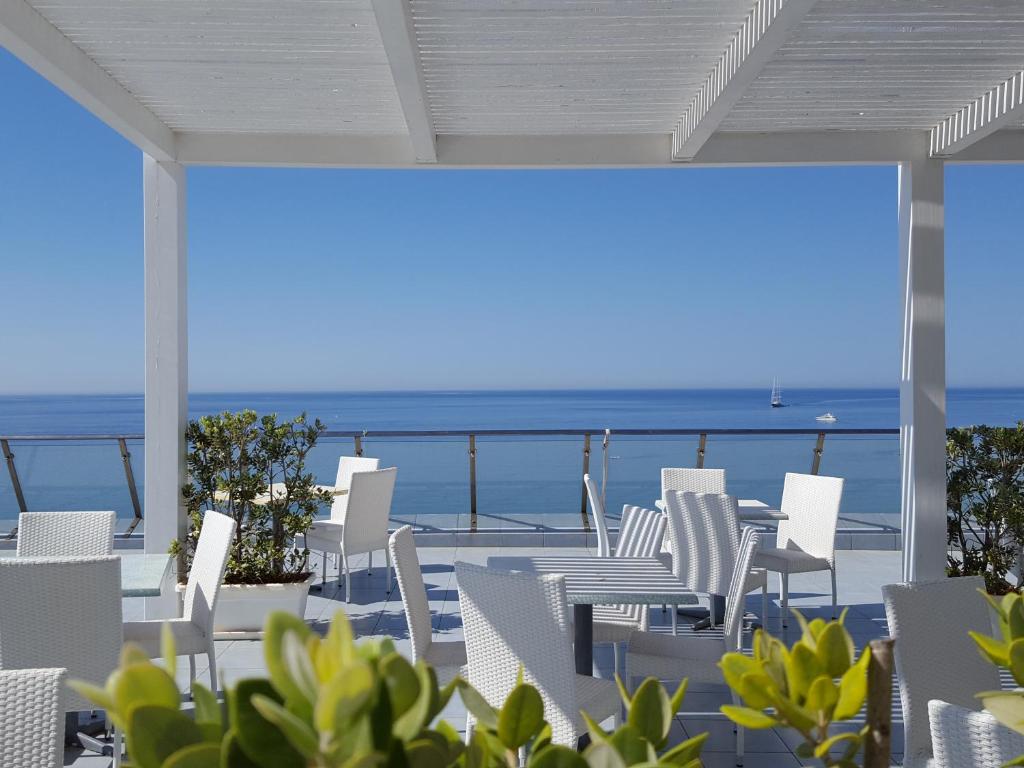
[67,547,903,767]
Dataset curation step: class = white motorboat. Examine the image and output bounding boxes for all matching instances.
[815,412,838,422]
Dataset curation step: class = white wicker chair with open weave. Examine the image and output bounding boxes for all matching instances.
[455,561,620,747]
[0,668,66,768]
[123,510,236,697]
[625,527,761,765]
[883,576,1003,768]
[0,556,123,766]
[388,525,466,684]
[928,700,1024,768]
[753,472,843,629]
[592,505,666,675]
[306,467,397,602]
[16,510,116,556]
[664,491,768,626]
[583,473,611,557]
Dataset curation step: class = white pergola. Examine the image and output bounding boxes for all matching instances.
[4,0,1023,584]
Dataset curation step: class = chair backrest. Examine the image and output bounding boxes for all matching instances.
[183,511,237,632]
[608,505,666,631]
[0,668,66,768]
[882,576,1001,764]
[0,556,121,713]
[17,511,116,557]
[723,527,760,651]
[584,473,610,557]
[664,491,740,597]
[388,525,433,662]
[928,700,1024,768]
[775,473,843,561]
[331,456,381,522]
[661,468,726,497]
[343,467,397,555]
[455,561,579,746]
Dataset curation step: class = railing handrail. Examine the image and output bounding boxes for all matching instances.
[0,427,900,440]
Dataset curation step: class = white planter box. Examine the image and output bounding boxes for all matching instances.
[209,573,316,640]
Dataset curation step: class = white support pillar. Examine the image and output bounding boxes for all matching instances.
[143,155,187,615]
[899,156,946,583]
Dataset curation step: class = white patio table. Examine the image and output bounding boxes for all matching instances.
[487,555,697,676]
[0,551,174,597]
[214,483,344,506]
[654,497,788,521]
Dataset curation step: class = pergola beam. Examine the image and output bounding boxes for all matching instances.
[930,71,1024,157]
[671,0,818,161]
[0,0,175,161]
[371,0,436,163]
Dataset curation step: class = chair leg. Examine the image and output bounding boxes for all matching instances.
[368,550,373,576]
[208,643,219,698]
[761,582,768,628]
[731,690,744,766]
[709,596,717,626]
[780,572,789,630]
[343,552,351,603]
[321,550,327,588]
[386,547,393,592]
[612,643,621,678]
[830,564,838,620]
[671,606,678,635]
[113,725,123,768]
[188,654,196,696]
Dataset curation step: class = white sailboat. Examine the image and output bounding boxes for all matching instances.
[770,378,783,408]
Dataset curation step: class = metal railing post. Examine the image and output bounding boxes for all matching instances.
[600,429,610,508]
[354,435,363,457]
[580,433,591,530]
[468,435,477,532]
[1,438,28,515]
[811,432,826,474]
[696,432,707,468]
[118,438,144,535]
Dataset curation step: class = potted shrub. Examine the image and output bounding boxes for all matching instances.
[176,410,332,637]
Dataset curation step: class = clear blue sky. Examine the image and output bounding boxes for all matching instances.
[1,47,1022,394]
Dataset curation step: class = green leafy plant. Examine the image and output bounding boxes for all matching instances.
[947,423,1024,594]
[71,609,708,768]
[970,590,1024,764]
[719,610,871,767]
[176,410,332,584]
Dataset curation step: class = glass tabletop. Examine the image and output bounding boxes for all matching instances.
[0,551,173,597]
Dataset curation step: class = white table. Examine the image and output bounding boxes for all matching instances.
[214,483,345,506]
[487,555,696,676]
[654,497,788,521]
[0,551,174,597]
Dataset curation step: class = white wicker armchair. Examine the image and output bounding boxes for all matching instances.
[929,700,1024,768]
[592,504,667,674]
[753,472,843,629]
[583,473,610,557]
[455,561,620,747]
[0,668,66,768]
[123,510,236,696]
[306,467,397,602]
[883,576,1003,768]
[0,556,123,766]
[626,527,761,764]
[388,525,466,684]
[16,510,116,556]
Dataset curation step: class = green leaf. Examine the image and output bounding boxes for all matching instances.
[250,694,319,758]
[719,705,779,729]
[979,691,1024,736]
[497,683,545,749]
[220,731,262,768]
[607,723,656,765]
[126,705,204,768]
[263,612,314,705]
[971,631,1010,667]
[659,732,708,766]
[532,721,554,754]
[163,743,222,768]
[735,672,778,711]
[804,676,838,718]
[785,642,822,702]
[580,710,610,744]
[457,680,498,730]
[66,680,115,713]
[162,623,178,676]
[813,731,862,759]
[229,679,305,768]
[111,663,182,729]
[668,679,689,720]
[380,653,420,719]
[833,649,870,721]
[393,662,440,741]
[405,738,448,768]
[718,653,760,693]
[529,744,588,768]
[281,630,318,704]
[315,659,375,735]
[815,622,854,678]
[1009,640,1024,687]
[192,682,223,736]
[581,741,627,768]
[627,678,673,748]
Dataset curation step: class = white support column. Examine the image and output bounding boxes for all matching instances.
[143,155,187,614]
[899,156,946,583]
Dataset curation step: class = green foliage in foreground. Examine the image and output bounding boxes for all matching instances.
[719,610,871,768]
[971,591,1024,766]
[71,610,706,768]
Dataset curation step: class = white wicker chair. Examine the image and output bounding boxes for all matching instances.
[16,511,116,556]
[0,556,123,766]
[592,505,667,675]
[306,467,397,602]
[123,510,236,696]
[583,473,611,557]
[883,576,1002,768]
[665,492,768,626]
[661,468,727,498]
[388,525,466,684]
[753,472,843,628]
[0,668,66,768]
[929,700,1024,768]
[626,527,761,765]
[455,561,620,747]
[329,456,381,521]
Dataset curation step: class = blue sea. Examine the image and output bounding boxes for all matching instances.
[0,388,1021,530]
